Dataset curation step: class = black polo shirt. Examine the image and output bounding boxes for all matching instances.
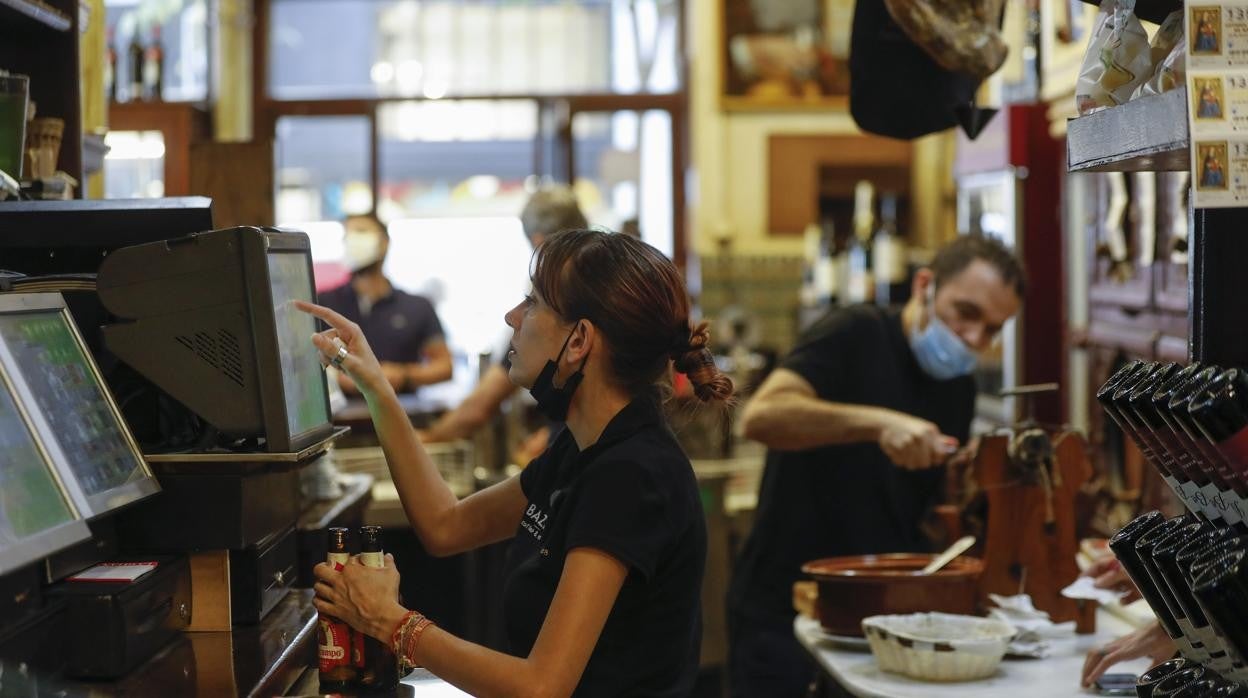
[318,282,444,364]
[503,390,705,697]
[727,304,976,626]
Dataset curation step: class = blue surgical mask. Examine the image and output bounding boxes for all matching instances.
[910,301,977,380]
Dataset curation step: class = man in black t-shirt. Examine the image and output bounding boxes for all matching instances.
[320,213,452,395]
[727,236,1025,698]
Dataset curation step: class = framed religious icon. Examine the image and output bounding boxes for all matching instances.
[721,0,853,110]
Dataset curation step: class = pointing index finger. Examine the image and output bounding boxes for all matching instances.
[295,300,350,330]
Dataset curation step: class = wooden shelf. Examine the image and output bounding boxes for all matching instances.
[1077,0,1180,25]
[1067,88,1189,173]
[0,0,71,31]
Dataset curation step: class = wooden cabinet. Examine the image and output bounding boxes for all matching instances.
[0,0,82,186]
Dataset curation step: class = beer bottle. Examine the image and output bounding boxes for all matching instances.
[319,528,357,692]
[355,526,398,692]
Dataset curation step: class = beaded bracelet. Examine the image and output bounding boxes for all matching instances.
[390,610,419,654]
[389,610,435,669]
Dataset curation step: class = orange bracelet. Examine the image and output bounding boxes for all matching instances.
[400,616,435,668]
[390,610,418,654]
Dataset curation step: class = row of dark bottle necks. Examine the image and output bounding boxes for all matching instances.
[1099,360,1248,689]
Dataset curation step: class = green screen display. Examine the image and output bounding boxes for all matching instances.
[267,252,330,439]
[0,312,145,496]
[0,374,75,545]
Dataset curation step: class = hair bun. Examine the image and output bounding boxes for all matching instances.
[671,322,734,403]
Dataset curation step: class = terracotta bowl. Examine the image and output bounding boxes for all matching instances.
[801,553,984,637]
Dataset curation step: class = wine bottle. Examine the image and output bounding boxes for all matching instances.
[1110,511,1188,648]
[1152,522,1236,673]
[1150,666,1209,698]
[1152,364,1245,527]
[1135,515,1210,662]
[1191,369,1248,499]
[846,180,875,304]
[873,193,908,306]
[1137,658,1190,698]
[1192,549,1248,670]
[1167,367,1231,520]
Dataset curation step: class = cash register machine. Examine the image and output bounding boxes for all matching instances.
[0,215,349,691]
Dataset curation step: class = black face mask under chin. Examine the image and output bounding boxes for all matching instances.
[529,326,586,422]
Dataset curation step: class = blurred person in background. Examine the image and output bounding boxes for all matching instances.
[320,212,452,395]
[420,185,588,457]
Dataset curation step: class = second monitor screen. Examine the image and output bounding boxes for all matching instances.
[0,370,76,545]
[0,311,148,498]
[267,251,330,441]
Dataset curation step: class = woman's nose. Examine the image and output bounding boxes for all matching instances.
[504,303,521,329]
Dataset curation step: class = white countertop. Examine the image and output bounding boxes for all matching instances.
[402,668,473,696]
[794,612,1157,698]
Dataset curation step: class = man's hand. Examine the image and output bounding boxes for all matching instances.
[1082,622,1175,688]
[877,412,958,470]
[1086,557,1142,605]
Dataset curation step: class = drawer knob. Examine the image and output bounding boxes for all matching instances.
[178,602,190,621]
[273,570,285,586]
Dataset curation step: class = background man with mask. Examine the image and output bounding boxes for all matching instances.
[725,235,1025,698]
[320,213,453,395]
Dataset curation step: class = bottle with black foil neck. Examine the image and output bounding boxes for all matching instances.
[1152,666,1209,698]
[1192,549,1248,667]
[1157,365,1248,529]
[1137,658,1191,698]
[1110,511,1187,645]
[1167,367,1227,519]
[1191,369,1248,496]
[1127,363,1206,514]
[1108,364,1179,482]
[1151,363,1232,521]
[1153,522,1236,672]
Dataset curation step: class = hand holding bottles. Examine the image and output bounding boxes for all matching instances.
[877,410,959,470]
[313,552,406,644]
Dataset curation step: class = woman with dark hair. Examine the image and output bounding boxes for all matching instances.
[297,229,732,697]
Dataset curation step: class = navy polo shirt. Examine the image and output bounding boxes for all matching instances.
[319,282,444,364]
[503,390,706,697]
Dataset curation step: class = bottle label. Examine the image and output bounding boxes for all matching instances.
[327,552,349,572]
[1162,474,1187,504]
[318,618,353,673]
[1208,486,1247,525]
[359,551,384,569]
[1180,480,1212,518]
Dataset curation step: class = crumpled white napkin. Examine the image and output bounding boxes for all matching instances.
[987,593,1076,658]
[1061,575,1127,606]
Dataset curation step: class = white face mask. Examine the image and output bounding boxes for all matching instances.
[343,231,384,272]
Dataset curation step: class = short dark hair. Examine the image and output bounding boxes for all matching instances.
[930,234,1026,299]
[344,212,388,239]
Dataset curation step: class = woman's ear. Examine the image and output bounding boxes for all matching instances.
[565,319,595,365]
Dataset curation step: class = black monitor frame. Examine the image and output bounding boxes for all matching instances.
[0,293,159,519]
[97,227,334,454]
